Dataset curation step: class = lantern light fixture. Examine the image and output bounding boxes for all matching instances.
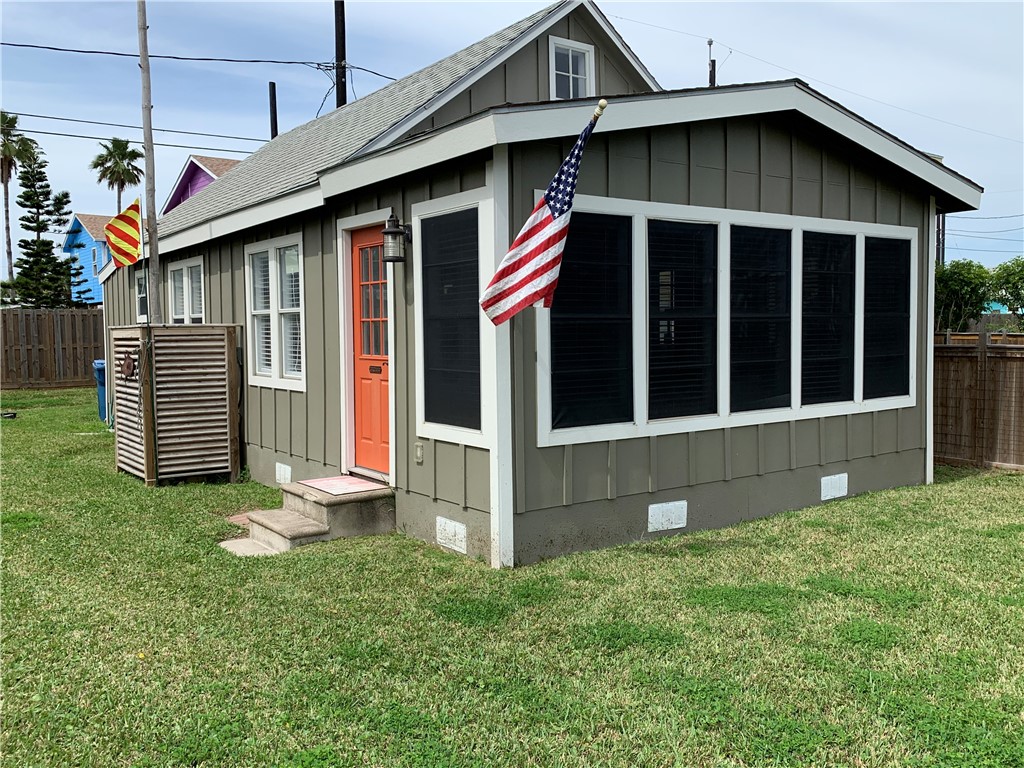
[382,214,412,263]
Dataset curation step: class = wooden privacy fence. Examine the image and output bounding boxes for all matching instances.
[1,308,105,388]
[934,332,1024,470]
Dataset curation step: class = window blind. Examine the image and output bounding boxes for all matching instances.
[551,212,633,428]
[730,225,791,412]
[421,208,480,430]
[802,231,855,404]
[648,220,717,419]
[864,237,911,399]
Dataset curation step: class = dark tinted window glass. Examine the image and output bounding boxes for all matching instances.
[864,237,911,399]
[422,208,480,429]
[802,231,855,404]
[648,220,717,419]
[551,213,632,428]
[731,226,791,412]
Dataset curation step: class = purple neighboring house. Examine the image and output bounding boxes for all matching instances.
[161,155,241,215]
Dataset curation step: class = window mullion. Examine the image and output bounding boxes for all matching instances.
[268,250,280,380]
[854,233,865,403]
[634,215,648,426]
[718,224,731,416]
[791,228,802,410]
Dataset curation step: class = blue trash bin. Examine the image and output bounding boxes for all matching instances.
[92,360,107,422]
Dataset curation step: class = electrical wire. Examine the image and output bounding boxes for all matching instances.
[948,213,1023,220]
[943,233,1024,242]
[608,13,1024,145]
[11,112,264,143]
[945,246,1024,253]
[2,41,398,82]
[948,227,1023,234]
[19,128,251,155]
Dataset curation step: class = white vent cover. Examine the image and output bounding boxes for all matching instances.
[648,500,688,532]
[821,473,849,501]
[436,516,467,554]
[275,462,292,484]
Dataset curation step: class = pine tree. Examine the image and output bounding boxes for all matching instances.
[1,147,83,307]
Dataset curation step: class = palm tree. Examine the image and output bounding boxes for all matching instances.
[90,138,144,213]
[2,111,38,285]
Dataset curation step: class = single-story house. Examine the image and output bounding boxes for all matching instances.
[100,0,981,566]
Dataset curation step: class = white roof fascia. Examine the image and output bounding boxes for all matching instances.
[158,183,324,256]
[327,85,980,211]
[98,256,117,285]
[790,87,982,209]
[160,156,200,216]
[354,0,659,161]
[61,214,83,252]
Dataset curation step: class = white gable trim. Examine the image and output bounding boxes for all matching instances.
[160,156,201,216]
[354,0,659,160]
[160,83,980,254]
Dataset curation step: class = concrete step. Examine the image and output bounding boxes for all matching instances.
[248,508,331,553]
[219,537,277,557]
[281,481,396,538]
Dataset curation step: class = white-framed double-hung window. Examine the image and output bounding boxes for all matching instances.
[244,236,305,391]
[135,268,148,323]
[167,255,205,324]
[549,36,595,100]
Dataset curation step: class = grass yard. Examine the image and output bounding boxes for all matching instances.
[1,387,1022,768]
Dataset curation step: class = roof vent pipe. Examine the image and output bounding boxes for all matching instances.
[269,81,279,139]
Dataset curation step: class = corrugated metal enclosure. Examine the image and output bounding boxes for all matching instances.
[111,325,240,485]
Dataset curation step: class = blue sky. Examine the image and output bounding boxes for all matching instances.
[2,1,1021,271]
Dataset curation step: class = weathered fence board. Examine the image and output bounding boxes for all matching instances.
[934,332,1024,471]
[1,308,104,388]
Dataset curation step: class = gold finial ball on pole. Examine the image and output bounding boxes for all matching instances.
[594,98,608,119]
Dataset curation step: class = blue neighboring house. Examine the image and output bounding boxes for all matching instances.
[63,213,114,305]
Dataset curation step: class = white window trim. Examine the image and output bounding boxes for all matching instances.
[91,247,98,276]
[548,36,596,100]
[536,194,918,447]
[135,268,148,324]
[412,187,495,450]
[243,234,306,392]
[166,255,205,324]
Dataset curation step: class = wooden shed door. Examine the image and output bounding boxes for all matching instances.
[351,227,389,474]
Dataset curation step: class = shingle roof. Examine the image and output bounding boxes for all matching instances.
[158,0,569,238]
[74,214,115,241]
[190,155,241,178]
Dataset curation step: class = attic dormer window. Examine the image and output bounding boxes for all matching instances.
[549,37,595,100]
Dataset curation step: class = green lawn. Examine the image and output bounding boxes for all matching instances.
[2,387,1022,768]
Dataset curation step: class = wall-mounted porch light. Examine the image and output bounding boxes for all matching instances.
[382,214,412,263]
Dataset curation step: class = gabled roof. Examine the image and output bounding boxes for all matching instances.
[161,154,242,215]
[62,213,112,252]
[158,0,655,240]
[191,155,241,178]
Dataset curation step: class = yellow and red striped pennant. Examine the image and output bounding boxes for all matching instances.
[104,198,142,268]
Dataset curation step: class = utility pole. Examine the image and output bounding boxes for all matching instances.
[708,39,716,87]
[137,0,162,323]
[335,1,347,108]
[269,82,279,139]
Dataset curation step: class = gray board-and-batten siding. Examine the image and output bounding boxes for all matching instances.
[103,155,496,558]
[106,108,937,565]
[509,111,933,563]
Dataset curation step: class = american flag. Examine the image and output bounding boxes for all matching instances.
[480,102,605,325]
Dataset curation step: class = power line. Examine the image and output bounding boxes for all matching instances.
[948,226,1023,234]
[13,112,265,143]
[943,233,1023,242]
[19,128,251,155]
[946,246,1024,253]
[2,41,397,82]
[1,40,327,66]
[609,14,1024,145]
[948,213,1023,220]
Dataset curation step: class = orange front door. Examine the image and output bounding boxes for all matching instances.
[351,227,389,474]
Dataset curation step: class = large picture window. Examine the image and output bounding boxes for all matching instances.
[244,237,304,390]
[536,196,917,446]
[864,237,911,399]
[421,208,480,430]
[551,213,633,428]
[648,220,717,419]
[802,232,855,404]
[731,226,791,413]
